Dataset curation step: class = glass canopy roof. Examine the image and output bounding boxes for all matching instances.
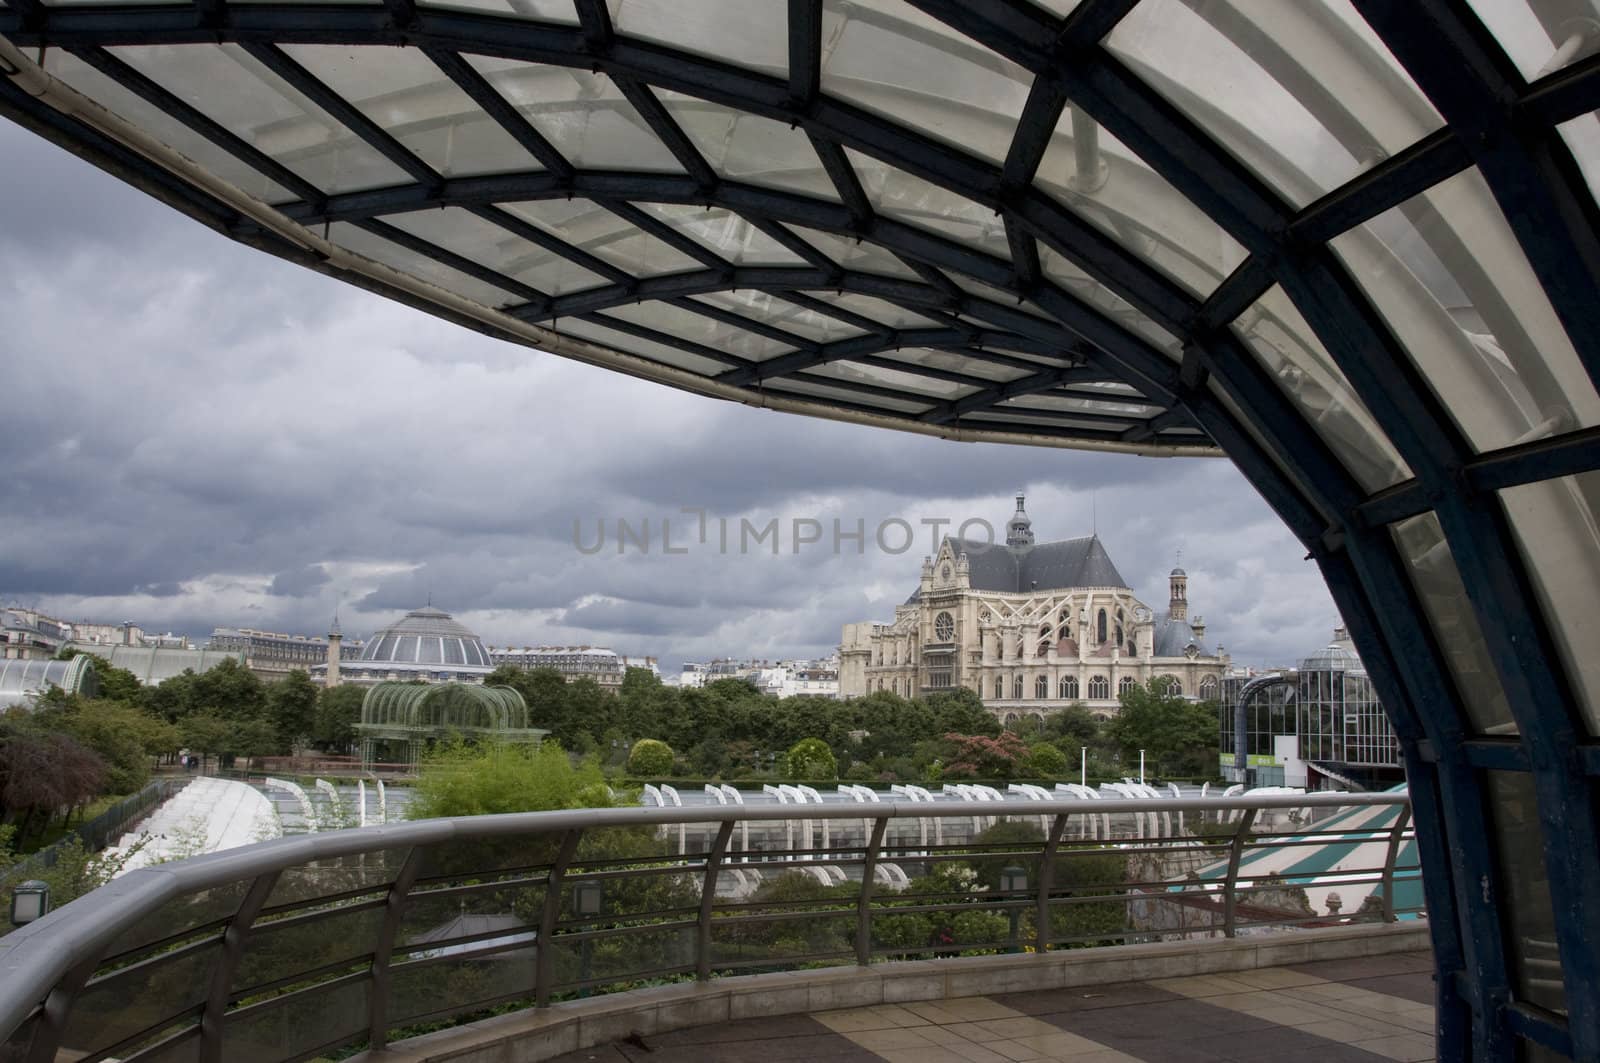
[4,1,1600,1057]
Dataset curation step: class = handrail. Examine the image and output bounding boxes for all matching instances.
[0,792,1413,1060]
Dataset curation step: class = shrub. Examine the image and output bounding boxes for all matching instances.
[782,738,837,780]
[626,739,674,777]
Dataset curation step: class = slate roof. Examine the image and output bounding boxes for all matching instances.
[1153,617,1213,657]
[945,535,1128,594]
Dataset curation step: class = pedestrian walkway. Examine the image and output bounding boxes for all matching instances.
[548,951,1435,1063]
[105,776,280,872]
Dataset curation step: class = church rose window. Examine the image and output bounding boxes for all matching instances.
[934,612,955,641]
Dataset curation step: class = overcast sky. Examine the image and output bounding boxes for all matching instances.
[0,122,1344,674]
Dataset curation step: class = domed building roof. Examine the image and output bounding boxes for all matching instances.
[1299,641,1365,674]
[359,607,493,670]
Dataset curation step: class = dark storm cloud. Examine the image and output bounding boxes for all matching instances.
[1,120,1343,673]
[269,564,331,598]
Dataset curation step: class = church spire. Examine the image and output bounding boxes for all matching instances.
[1006,492,1035,547]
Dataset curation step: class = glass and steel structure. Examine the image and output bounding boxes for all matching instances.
[355,681,547,770]
[3,1,1600,1056]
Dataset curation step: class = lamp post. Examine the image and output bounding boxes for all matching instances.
[10,881,48,927]
[1139,749,1145,785]
[575,879,602,997]
[1080,746,1087,787]
[999,865,1027,953]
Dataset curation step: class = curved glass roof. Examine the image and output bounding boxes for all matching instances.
[5,4,1600,1055]
[360,606,493,668]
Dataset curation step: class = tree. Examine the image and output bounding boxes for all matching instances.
[942,731,1030,779]
[407,740,614,818]
[35,698,165,792]
[1023,741,1068,778]
[782,738,837,780]
[267,671,320,753]
[1106,679,1221,778]
[315,684,365,753]
[927,688,1000,737]
[626,739,674,777]
[0,723,107,846]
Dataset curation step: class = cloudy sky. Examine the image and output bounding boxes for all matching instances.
[0,121,1343,674]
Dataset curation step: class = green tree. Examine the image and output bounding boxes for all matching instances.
[782,737,837,780]
[35,697,166,792]
[267,670,320,753]
[926,688,1000,737]
[407,740,614,818]
[626,739,674,777]
[1105,679,1221,778]
[314,684,365,753]
[1023,741,1068,778]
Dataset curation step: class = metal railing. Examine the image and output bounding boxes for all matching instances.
[0,792,1419,1063]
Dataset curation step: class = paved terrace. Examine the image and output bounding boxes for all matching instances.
[547,952,1435,1063]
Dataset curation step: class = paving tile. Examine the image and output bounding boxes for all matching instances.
[1295,1017,1410,1043]
[544,1046,633,1063]
[985,1039,1051,1061]
[988,983,1178,1015]
[1289,953,1432,983]
[629,1032,878,1061]
[900,997,1024,1023]
[1147,974,1265,997]
[915,1030,1016,1063]
[843,1026,942,1052]
[815,1004,930,1032]
[648,1013,829,1044]
[875,1048,997,1063]
[1344,973,1436,1006]
[1003,1030,1111,1058]
[1350,1032,1436,1062]
[968,1016,1069,1041]
[1226,967,1327,990]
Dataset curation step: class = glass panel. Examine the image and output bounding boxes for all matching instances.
[690,291,868,344]
[387,207,612,296]
[1391,512,1517,734]
[547,924,694,989]
[396,882,544,957]
[233,905,387,993]
[61,943,221,1059]
[125,1028,200,1063]
[601,302,792,361]
[635,204,806,266]
[265,849,408,907]
[501,199,704,278]
[654,91,832,196]
[876,348,1028,384]
[418,0,574,19]
[387,954,534,1023]
[277,46,536,177]
[1035,112,1247,296]
[807,361,975,401]
[1486,771,1566,1016]
[1558,111,1600,207]
[105,882,250,957]
[1465,0,1599,81]
[710,912,854,966]
[44,50,296,204]
[820,0,1026,163]
[609,0,787,77]
[845,148,1007,259]
[462,58,683,172]
[1499,473,1600,734]
[328,222,525,309]
[443,638,465,666]
[765,376,931,415]
[1234,285,1411,491]
[1106,0,1441,206]
[787,226,921,279]
[805,293,942,330]
[108,44,414,197]
[554,316,739,376]
[417,636,443,665]
[1038,245,1182,356]
[222,977,368,1063]
[1332,167,1600,454]
[414,832,566,881]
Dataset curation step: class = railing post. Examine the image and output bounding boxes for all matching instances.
[696,821,735,981]
[366,847,425,1052]
[1381,804,1413,923]
[1222,807,1258,938]
[21,951,102,1063]
[855,817,889,966]
[1034,814,1069,953]
[199,870,279,1063]
[535,830,583,1007]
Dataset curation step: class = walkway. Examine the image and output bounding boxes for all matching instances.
[105,776,280,872]
[549,951,1435,1063]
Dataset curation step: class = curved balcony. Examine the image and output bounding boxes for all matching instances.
[0,792,1423,1063]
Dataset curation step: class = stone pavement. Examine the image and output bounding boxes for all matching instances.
[547,951,1436,1063]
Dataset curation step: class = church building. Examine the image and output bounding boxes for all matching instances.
[838,497,1228,721]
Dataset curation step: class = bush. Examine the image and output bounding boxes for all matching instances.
[1023,741,1068,778]
[407,739,614,818]
[782,738,837,780]
[626,739,674,777]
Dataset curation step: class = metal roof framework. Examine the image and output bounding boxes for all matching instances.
[3,0,1600,1056]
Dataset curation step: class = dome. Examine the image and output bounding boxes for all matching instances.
[360,607,493,670]
[1171,567,1187,577]
[1299,642,1365,674]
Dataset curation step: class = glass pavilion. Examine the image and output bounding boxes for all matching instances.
[2,0,1598,1057]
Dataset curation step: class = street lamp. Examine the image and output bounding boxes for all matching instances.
[574,880,603,997]
[10,881,49,927]
[999,865,1027,953]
